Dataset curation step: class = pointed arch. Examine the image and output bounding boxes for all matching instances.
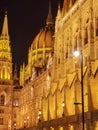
[0,94,5,105]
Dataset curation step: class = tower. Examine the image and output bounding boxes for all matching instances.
[0,11,12,80]
[0,11,13,130]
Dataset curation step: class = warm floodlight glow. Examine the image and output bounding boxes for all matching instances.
[38,111,41,115]
[24,120,26,123]
[27,116,29,120]
[73,50,80,57]
[14,123,16,126]
[38,116,40,119]
[62,101,65,107]
[38,110,42,122]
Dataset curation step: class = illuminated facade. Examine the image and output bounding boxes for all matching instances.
[0,1,54,130]
[0,0,98,130]
[38,0,98,129]
[0,11,20,130]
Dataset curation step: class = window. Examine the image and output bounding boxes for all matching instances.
[96,49,98,59]
[84,28,88,45]
[13,99,19,107]
[96,28,98,36]
[14,114,16,118]
[0,118,3,125]
[58,58,60,64]
[74,36,77,50]
[66,43,68,58]
[0,95,5,105]
[96,92,98,105]
[84,56,87,66]
[0,109,4,113]
[66,51,68,58]
[96,18,98,36]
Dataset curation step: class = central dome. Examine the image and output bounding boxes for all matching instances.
[32,26,54,50]
[28,0,54,69]
[20,0,55,83]
[29,24,54,69]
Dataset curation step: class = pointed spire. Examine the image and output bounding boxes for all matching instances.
[57,2,62,20]
[55,2,62,32]
[0,10,10,40]
[46,0,53,26]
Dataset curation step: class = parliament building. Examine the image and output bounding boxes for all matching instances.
[0,0,98,130]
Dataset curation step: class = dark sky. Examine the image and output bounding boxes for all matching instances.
[0,0,63,73]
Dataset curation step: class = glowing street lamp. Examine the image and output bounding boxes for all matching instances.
[73,50,80,57]
[74,50,84,130]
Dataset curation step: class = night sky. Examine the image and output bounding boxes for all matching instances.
[0,0,63,74]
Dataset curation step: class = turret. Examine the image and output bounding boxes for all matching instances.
[55,3,62,32]
[0,11,12,81]
[46,0,54,27]
[0,11,10,40]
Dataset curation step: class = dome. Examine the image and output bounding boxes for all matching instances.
[31,0,54,50]
[28,0,54,71]
[32,26,54,50]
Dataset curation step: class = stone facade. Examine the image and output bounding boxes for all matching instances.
[18,0,98,130]
[0,0,98,130]
[38,0,98,129]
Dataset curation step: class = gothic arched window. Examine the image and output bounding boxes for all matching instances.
[96,18,98,36]
[0,95,5,105]
[74,36,77,51]
[84,27,88,45]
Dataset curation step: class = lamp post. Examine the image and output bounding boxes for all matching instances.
[74,50,84,130]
